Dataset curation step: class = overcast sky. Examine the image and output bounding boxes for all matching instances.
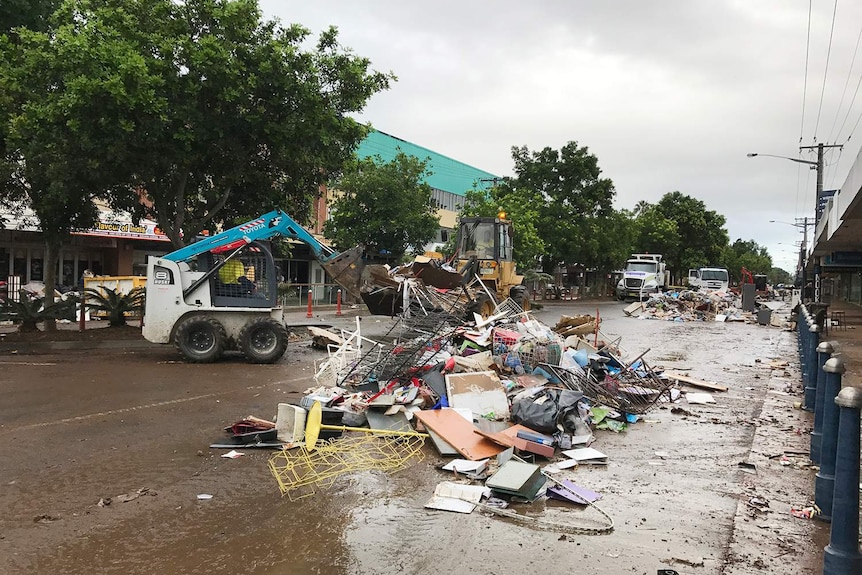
[261,1,862,272]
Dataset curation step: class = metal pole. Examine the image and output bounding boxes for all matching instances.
[815,357,845,522]
[811,341,834,464]
[800,142,841,303]
[823,386,862,574]
[803,324,820,412]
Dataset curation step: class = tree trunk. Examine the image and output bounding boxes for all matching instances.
[43,239,58,332]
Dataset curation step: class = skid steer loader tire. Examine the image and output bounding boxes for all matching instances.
[174,316,227,363]
[238,318,289,364]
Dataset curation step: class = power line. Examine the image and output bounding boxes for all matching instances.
[800,0,813,144]
[812,0,839,142]
[827,21,862,143]
[827,147,845,189]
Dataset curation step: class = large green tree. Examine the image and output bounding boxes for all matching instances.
[507,142,616,272]
[632,204,678,260]
[720,239,773,283]
[3,0,393,248]
[648,191,729,276]
[1,0,392,325]
[324,152,439,261]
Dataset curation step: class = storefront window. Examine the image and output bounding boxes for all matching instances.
[13,249,26,281]
[0,247,8,280]
[29,250,43,282]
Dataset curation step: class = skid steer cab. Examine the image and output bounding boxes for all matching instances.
[142,210,364,364]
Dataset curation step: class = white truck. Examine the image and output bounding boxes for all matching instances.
[687,267,730,292]
[616,254,670,300]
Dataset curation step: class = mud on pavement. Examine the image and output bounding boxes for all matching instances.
[0,301,831,575]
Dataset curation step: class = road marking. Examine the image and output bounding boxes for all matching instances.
[0,361,57,366]
[1,376,310,433]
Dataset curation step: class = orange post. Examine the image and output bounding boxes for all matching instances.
[336,289,342,316]
[306,288,313,318]
[594,308,600,347]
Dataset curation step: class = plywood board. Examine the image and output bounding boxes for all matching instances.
[664,371,728,392]
[414,409,505,461]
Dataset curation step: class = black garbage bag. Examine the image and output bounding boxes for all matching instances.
[510,388,585,434]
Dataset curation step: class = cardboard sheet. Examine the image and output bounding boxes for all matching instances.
[445,371,509,420]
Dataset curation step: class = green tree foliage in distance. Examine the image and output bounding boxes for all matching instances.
[768,266,794,286]
[0,0,60,35]
[325,152,439,262]
[719,239,774,284]
[636,192,729,276]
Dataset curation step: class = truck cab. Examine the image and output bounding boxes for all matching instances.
[616,253,669,300]
[687,267,729,292]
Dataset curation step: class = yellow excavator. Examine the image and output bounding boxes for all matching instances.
[455,213,530,316]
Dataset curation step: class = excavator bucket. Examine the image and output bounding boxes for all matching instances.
[322,246,365,300]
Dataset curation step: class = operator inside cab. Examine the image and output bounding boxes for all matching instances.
[218,257,255,296]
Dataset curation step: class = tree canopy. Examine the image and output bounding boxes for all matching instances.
[1,0,394,251]
[720,239,774,283]
[509,142,616,272]
[324,152,440,261]
[633,192,729,276]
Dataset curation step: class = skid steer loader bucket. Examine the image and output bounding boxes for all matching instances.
[322,246,365,300]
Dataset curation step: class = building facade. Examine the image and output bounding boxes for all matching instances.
[2,129,498,290]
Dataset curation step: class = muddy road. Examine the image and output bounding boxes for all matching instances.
[0,301,828,574]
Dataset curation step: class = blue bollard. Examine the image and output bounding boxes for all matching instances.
[816,357,845,522]
[811,341,835,464]
[798,307,807,364]
[823,386,862,574]
[803,324,820,412]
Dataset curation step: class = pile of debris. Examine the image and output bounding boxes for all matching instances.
[623,290,782,324]
[253,277,688,526]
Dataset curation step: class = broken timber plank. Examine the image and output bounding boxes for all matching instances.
[663,371,728,392]
[307,326,343,349]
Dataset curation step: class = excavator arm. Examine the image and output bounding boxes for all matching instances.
[163,210,337,263]
[163,210,364,299]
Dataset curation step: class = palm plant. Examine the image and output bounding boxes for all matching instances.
[83,287,145,327]
[0,291,78,332]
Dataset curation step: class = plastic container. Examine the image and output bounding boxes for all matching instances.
[275,403,306,443]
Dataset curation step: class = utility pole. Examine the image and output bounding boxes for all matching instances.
[799,142,842,303]
[795,216,814,298]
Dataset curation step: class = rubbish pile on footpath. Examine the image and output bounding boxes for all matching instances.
[215,267,766,535]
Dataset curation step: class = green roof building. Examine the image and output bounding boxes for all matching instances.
[355,130,499,216]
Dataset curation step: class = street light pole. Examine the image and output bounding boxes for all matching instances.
[749,143,842,303]
[770,219,813,296]
[799,143,841,303]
